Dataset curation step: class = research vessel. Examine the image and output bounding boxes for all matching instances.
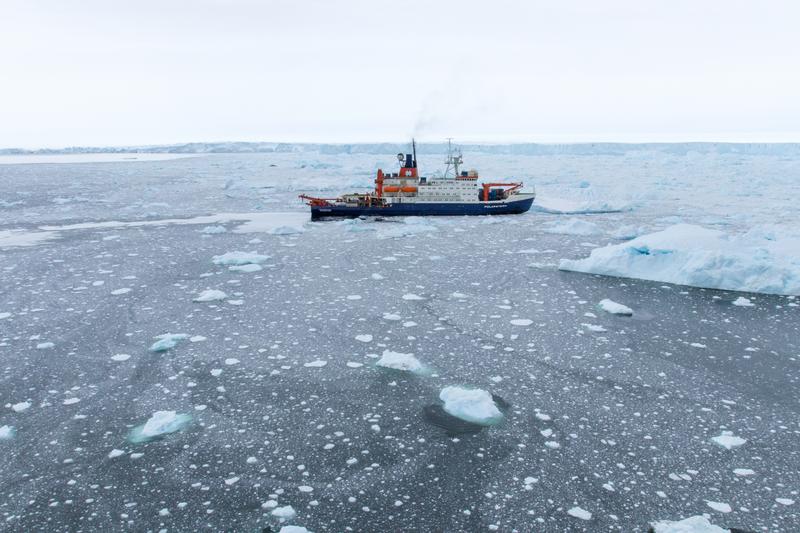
[300,140,535,220]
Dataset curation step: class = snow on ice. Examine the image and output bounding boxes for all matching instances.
[560,224,800,295]
[439,386,504,426]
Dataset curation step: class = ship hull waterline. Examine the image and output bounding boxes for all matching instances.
[310,195,535,220]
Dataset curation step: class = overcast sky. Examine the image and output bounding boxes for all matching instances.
[1,0,799,148]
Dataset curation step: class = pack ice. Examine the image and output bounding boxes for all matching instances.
[560,224,800,295]
[439,386,504,426]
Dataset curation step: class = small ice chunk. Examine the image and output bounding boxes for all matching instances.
[279,527,311,533]
[733,468,755,476]
[510,319,533,326]
[229,263,262,273]
[224,476,239,485]
[439,386,503,426]
[382,313,401,321]
[402,293,424,300]
[11,401,31,412]
[732,296,754,307]
[705,501,732,513]
[304,360,327,368]
[149,333,189,352]
[137,411,191,439]
[355,334,373,343]
[224,358,239,365]
[376,350,422,372]
[0,312,11,319]
[0,425,15,440]
[567,506,592,520]
[212,251,269,266]
[651,515,729,533]
[597,298,633,316]
[776,498,795,505]
[193,289,227,302]
[36,342,54,349]
[711,431,746,449]
[544,218,602,236]
[271,505,296,520]
[111,354,131,362]
[108,449,125,458]
[111,288,132,295]
[346,362,364,368]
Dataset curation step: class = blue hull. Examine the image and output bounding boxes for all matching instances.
[311,196,534,220]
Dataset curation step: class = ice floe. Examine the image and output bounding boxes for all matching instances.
[566,506,592,520]
[544,218,603,236]
[193,289,228,302]
[212,251,270,266]
[710,431,746,449]
[149,333,190,352]
[732,296,754,307]
[110,288,132,295]
[651,515,728,533]
[110,354,131,361]
[129,411,192,442]
[376,350,423,372]
[705,501,732,513]
[271,505,296,520]
[560,224,800,295]
[510,318,533,326]
[597,298,633,315]
[0,425,16,440]
[355,334,373,343]
[439,386,504,426]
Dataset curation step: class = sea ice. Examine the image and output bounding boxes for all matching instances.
[732,296,754,307]
[212,251,270,266]
[129,411,192,442]
[705,501,732,513]
[0,425,15,440]
[271,505,296,520]
[544,218,603,236]
[439,386,504,426]
[651,515,729,533]
[228,263,263,273]
[711,431,746,449]
[597,298,633,315]
[566,506,592,520]
[201,225,227,234]
[560,224,800,295]
[149,333,190,352]
[193,289,228,302]
[376,350,423,372]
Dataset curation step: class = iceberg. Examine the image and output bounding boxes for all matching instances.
[129,411,192,442]
[560,224,800,296]
[149,333,190,352]
[212,251,270,266]
[439,386,504,426]
[651,515,729,533]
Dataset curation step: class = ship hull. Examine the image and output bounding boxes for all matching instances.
[310,195,535,220]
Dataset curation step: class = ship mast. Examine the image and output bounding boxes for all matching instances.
[443,138,463,179]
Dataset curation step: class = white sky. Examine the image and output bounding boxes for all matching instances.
[1,0,799,148]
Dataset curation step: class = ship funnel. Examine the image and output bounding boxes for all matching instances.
[405,154,413,168]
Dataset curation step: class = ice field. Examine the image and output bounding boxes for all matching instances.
[0,146,799,532]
